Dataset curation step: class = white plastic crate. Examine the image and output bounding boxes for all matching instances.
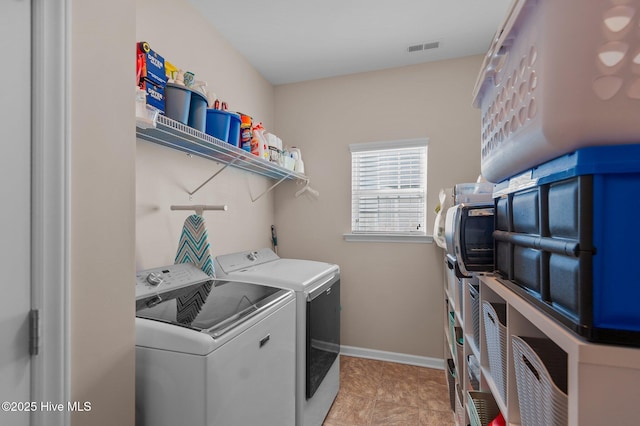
[473,0,640,183]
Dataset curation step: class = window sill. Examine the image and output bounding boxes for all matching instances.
[343,233,433,244]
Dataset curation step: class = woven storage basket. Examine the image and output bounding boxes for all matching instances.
[467,354,480,391]
[455,326,464,373]
[447,266,456,307]
[467,391,501,426]
[482,301,507,402]
[446,358,456,412]
[469,282,480,351]
[455,384,465,426]
[449,311,456,356]
[456,277,464,317]
[512,336,568,426]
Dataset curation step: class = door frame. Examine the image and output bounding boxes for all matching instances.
[31,1,70,424]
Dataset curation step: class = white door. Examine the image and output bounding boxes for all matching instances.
[0,0,32,425]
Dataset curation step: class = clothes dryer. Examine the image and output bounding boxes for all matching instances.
[215,249,340,426]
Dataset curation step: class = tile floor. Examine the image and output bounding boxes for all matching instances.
[323,355,455,426]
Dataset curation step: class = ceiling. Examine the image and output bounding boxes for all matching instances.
[189,0,513,85]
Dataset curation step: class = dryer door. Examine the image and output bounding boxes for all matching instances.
[306,277,340,399]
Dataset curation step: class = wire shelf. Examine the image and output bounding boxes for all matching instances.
[136,112,306,182]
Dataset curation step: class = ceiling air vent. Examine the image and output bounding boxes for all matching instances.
[407,41,440,53]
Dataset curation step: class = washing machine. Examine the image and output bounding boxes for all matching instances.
[135,262,296,426]
[215,248,340,426]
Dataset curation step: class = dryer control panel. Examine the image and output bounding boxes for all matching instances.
[215,248,280,274]
[135,263,212,303]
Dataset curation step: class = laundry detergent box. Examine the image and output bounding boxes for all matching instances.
[139,79,165,114]
[136,41,166,86]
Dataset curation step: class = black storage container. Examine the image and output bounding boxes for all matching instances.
[492,144,640,346]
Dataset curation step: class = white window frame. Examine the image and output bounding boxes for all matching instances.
[344,138,432,244]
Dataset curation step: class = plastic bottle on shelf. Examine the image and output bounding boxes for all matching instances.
[290,147,304,174]
[250,124,260,156]
[252,123,269,160]
[259,134,269,160]
[265,132,284,164]
[135,86,147,117]
[239,113,252,152]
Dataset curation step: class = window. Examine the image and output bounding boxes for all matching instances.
[346,138,430,243]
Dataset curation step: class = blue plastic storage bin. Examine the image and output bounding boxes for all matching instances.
[493,144,640,346]
[227,113,241,147]
[187,90,208,132]
[205,109,231,142]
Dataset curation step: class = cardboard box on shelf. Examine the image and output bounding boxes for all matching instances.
[137,41,166,87]
[139,79,165,114]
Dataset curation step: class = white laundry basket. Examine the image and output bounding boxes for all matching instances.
[473,0,640,183]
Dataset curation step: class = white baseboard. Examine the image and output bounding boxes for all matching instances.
[340,345,445,370]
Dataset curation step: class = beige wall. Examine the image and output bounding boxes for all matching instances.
[70,1,136,425]
[135,0,277,269]
[273,56,484,359]
[68,1,277,425]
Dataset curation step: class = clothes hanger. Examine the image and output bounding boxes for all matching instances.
[295,179,319,198]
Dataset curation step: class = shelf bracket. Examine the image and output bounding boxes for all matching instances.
[250,174,291,203]
[188,157,240,198]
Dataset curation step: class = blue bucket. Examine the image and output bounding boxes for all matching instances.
[205,109,232,142]
[164,83,191,125]
[227,113,241,147]
[188,90,208,132]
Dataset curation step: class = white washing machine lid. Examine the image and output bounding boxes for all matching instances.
[215,249,339,292]
[136,279,293,355]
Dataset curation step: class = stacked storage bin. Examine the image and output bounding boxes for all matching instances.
[492,145,640,345]
[472,0,640,423]
[473,0,640,346]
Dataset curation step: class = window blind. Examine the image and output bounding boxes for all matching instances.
[350,139,428,234]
